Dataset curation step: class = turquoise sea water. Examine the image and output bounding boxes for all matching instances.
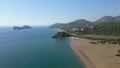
[0,27,84,68]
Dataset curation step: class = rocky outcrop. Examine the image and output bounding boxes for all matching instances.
[52,32,71,38]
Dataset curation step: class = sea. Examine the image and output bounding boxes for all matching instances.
[0,27,84,68]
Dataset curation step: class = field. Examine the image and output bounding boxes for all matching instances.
[79,34,120,40]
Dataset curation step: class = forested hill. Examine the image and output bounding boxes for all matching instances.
[49,19,93,29]
[49,15,120,36]
[91,23,120,36]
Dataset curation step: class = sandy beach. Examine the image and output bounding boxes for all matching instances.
[70,38,120,68]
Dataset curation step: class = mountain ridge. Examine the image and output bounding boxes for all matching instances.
[49,15,120,29]
[95,15,120,23]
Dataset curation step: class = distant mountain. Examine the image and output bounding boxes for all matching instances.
[49,15,120,29]
[49,23,66,28]
[95,16,120,23]
[68,19,93,28]
[49,19,93,29]
[115,16,120,22]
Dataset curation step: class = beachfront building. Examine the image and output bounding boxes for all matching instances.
[80,28,84,31]
[89,26,94,29]
[70,28,79,32]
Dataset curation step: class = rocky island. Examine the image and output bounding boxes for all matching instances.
[13,25,32,30]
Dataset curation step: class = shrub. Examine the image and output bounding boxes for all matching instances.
[115,50,120,57]
[118,50,120,53]
[115,54,120,57]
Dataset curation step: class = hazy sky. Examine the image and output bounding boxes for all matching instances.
[0,0,120,26]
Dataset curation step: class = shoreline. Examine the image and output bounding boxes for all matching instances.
[70,38,95,68]
[70,37,120,68]
[70,43,95,68]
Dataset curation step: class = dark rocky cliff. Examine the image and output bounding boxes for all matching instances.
[52,32,71,38]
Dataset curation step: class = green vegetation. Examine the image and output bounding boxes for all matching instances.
[69,23,120,36]
[118,50,120,53]
[79,34,120,40]
[52,32,71,38]
[49,19,93,29]
[63,22,120,35]
[115,54,120,57]
[50,16,120,57]
[93,23,120,36]
[78,34,120,44]
[64,23,120,44]
[115,50,120,57]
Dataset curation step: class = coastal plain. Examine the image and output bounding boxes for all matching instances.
[70,38,120,68]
